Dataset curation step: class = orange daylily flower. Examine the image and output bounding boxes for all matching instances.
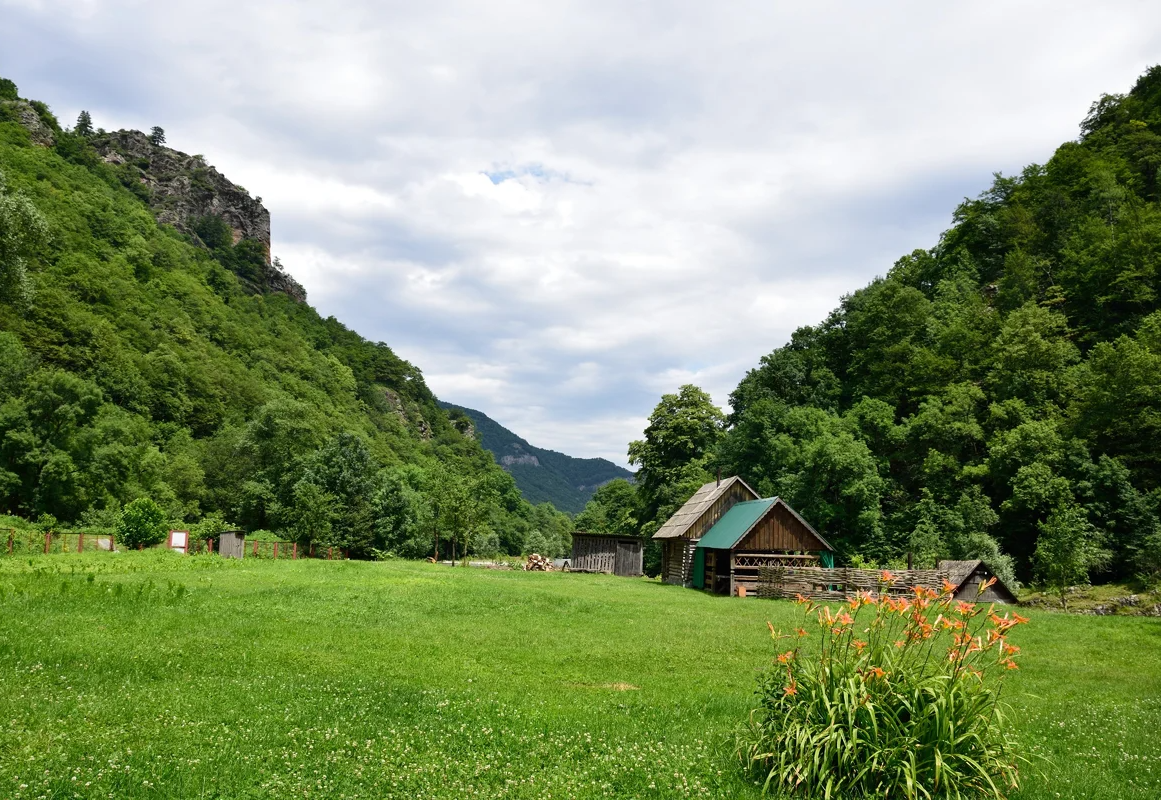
[784,680,798,696]
[777,650,795,664]
[795,628,809,638]
[852,639,868,652]
[941,578,957,595]
[880,570,898,584]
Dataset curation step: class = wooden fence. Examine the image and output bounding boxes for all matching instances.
[3,529,117,555]
[2,529,348,560]
[756,565,950,602]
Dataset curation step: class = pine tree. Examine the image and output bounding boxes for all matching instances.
[74,110,94,137]
[149,126,166,146]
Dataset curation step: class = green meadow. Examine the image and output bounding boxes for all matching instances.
[0,553,1158,799]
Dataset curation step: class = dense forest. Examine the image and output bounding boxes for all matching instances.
[578,66,1161,589]
[0,76,574,559]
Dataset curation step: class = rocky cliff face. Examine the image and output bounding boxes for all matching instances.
[93,129,306,302]
[2,89,306,303]
[500,452,541,468]
[0,98,58,147]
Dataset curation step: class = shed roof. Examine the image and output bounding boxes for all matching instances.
[695,497,835,552]
[572,531,639,540]
[695,498,775,549]
[940,560,984,587]
[652,476,758,540]
[938,559,1018,602]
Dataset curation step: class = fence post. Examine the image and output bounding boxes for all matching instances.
[328,546,333,560]
[252,540,258,558]
[78,531,84,552]
[44,531,51,554]
[273,542,279,560]
[7,529,12,554]
[208,537,214,554]
[310,542,315,558]
[292,542,297,560]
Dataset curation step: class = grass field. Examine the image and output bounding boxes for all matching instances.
[0,553,1158,799]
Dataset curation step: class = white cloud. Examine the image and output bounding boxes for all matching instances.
[3,0,1160,467]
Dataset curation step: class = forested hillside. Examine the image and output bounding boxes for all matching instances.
[589,66,1161,587]
[438,402,633,513]
[0,76,571,559]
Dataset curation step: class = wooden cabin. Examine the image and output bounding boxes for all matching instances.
[652,477,835,595]
[938,560,1018,604]
[693,497,835,596]
[570,532,643,577]
[653,476,759,586]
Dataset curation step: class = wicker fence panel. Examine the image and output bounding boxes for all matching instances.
[756,566,950,601]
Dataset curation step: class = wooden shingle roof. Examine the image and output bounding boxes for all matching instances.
[940,559,984,588]
[651,476,758,540]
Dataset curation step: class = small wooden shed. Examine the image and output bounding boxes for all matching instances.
[939,560,1018,604]
[653,476,760,586]
[218,530,246,559]
[570,532,643,576]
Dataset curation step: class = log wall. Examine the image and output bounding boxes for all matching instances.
[662,539,696,585]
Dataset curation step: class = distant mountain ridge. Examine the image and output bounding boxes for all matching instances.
[439,403,633,514]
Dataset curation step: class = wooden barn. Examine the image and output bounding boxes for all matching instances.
[653,477,835,594]
[693,497,835,596]
[570,532,643,577]
[939,560,1018,604]
[654,476,760,586]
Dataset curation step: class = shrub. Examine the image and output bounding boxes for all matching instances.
[739,574,1029,799]
[116,498,168,548]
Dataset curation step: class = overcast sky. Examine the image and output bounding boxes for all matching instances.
[4,1,1160,466]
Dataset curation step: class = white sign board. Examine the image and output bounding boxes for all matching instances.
[168,530,189,554]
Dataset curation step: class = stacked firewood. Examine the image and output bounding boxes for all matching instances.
[523,553,554,571]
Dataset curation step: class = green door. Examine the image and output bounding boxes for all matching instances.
[692,548,706,589]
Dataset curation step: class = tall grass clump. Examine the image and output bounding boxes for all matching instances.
[740,573,1030,799]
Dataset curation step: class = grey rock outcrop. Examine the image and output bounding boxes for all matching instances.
[2,99,56,146]
[500,453,541,468]
[93,129,306,303]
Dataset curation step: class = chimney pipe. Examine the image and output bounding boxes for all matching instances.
[717,467,721,487]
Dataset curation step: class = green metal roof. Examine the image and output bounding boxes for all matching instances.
[695,498,776,550]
